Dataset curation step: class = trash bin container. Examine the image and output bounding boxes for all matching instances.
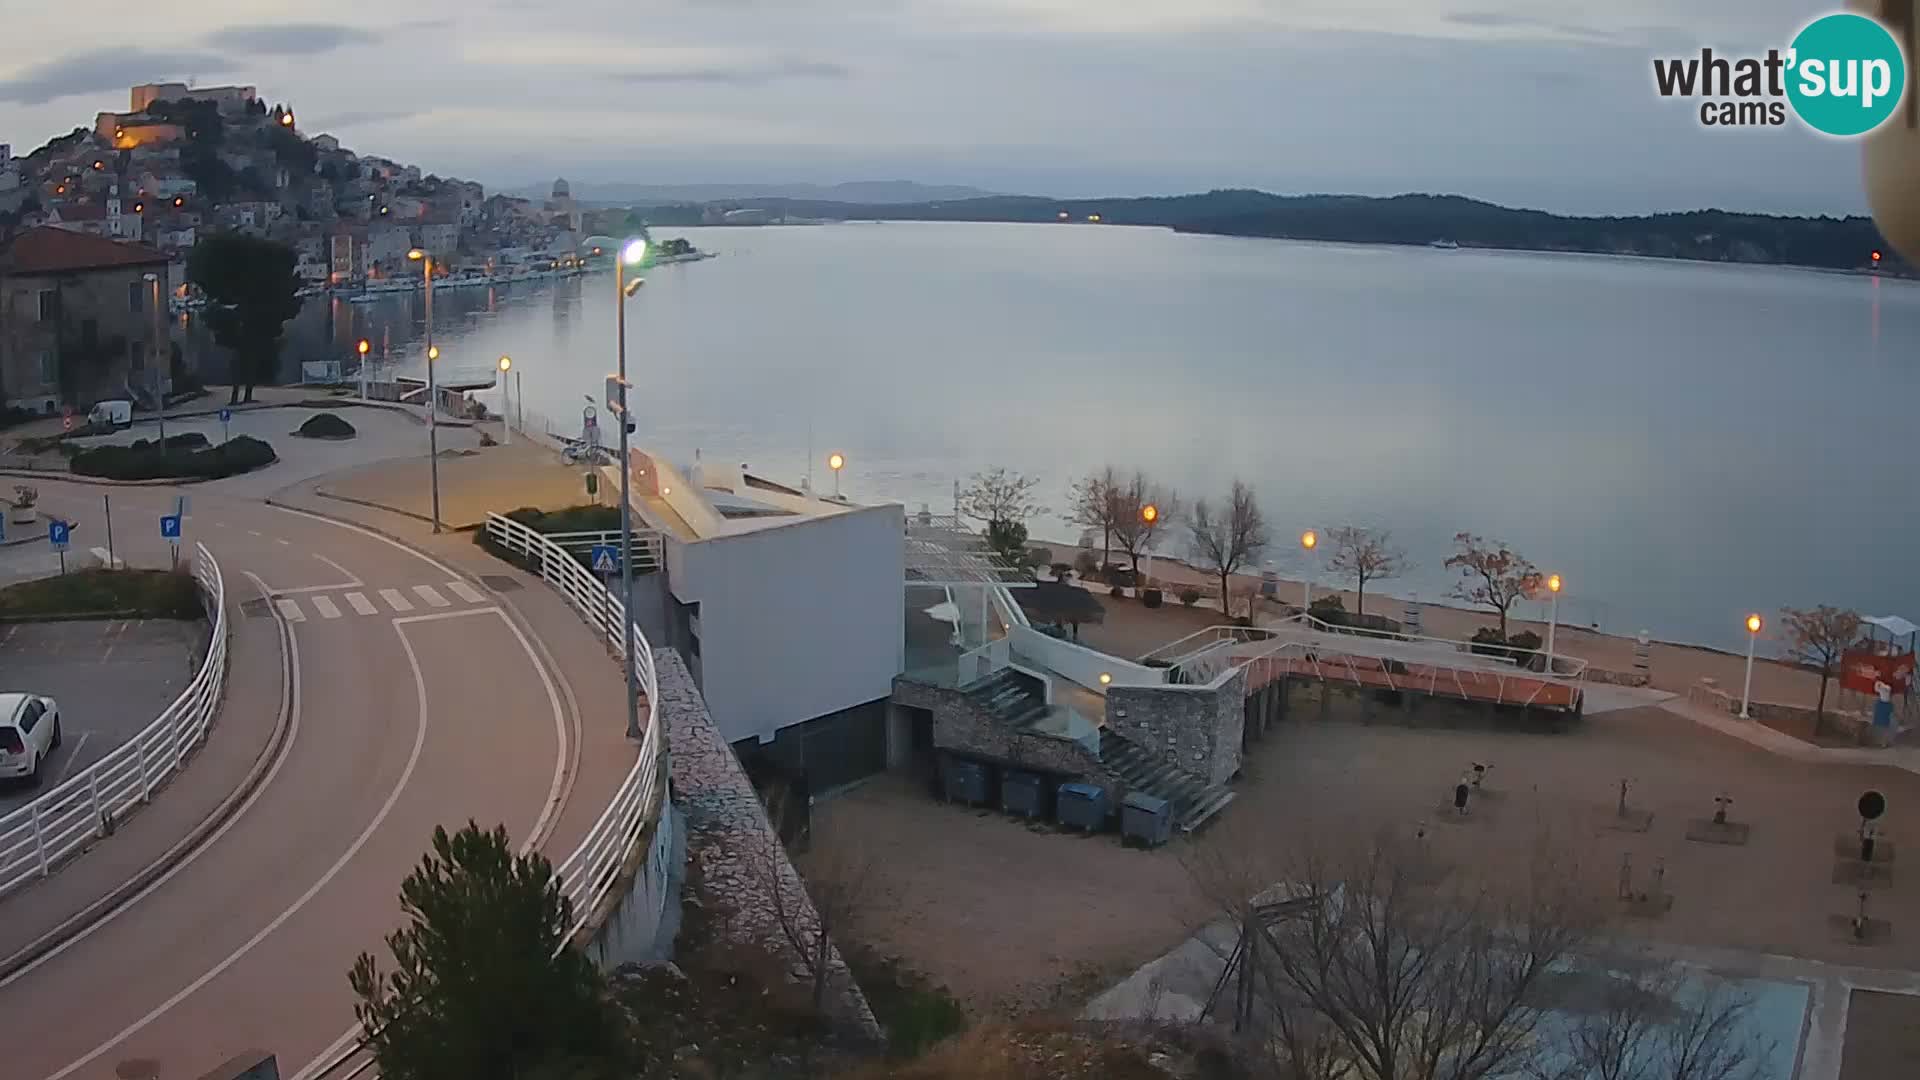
[1057,782,1108,831]
[1121,791,1173,847]
[941,755,990,806]
[1001,770,1046,819]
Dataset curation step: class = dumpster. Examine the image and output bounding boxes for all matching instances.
[941,755,991,806]
[1121,791,1173,847]
[1001,770,1046,819]
[1057,782,1108,831]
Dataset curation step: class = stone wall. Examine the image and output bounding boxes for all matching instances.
[662,651,882,1040]
[1105,668,1246,787]
[1688,678,1880,744]
[894,675,1107,780]
[1585,667,1650,688]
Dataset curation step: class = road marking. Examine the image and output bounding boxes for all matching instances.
[314,553,361,586]
[247,530,262,538]
[273,598,305,623]
[275,538,291,546]
[50,732,91,788]
[310,595,342,620]
[344,592,377,616]
[445,579,486,604]
[412,584,450,608]
[45,594,431,1080]
[378,588,413,612]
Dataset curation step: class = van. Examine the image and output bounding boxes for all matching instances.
[86,399,132,431]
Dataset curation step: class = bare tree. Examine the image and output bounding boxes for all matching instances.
[1066,466,1124,573]
[1444,532,1541,640]
[1110,470,1180,579]
[957,466,1042,529]
[1189,480,1271,620]
[754,783,879,1019]
[1540,945,1769,1080]
[1780,605,1864,733]
[1326,526,1409,618]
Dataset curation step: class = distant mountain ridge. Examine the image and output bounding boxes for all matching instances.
[507,179,1003,206]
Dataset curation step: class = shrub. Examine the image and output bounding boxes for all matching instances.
[1180,587,1201,607]
[163,432,210,450]
[294,412,357,439]
[0,568,202,619]
[1110,585,1126,598]
[1469,626,1509,658]
[1508,630,1543,651]
[1023,546,1050,572]
[1072,550,1098,579]
[1107,567,1137,588]
[986,519,1029,562]
[1142,587,1163,608]
[71,435,276,481]
[1309,594,1347,622]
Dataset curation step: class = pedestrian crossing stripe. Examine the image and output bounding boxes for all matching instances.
[274,598,305,623]
[271,582,494,623]
[311,595,342,620]
[412,584,450,608]
[345,592,378,616]
[378,589,413,612]
[445,580,486,604]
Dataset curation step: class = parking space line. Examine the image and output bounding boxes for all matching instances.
[445,580,486,604]
[247,530,263,538]
[378,589,413,613]
[274,598,306,623]
[314,554,362,587]
[276,538,291,546]
[310,596,342,620]
[344,592,377,616]
[411,585,450,609]
[51,732,92,788]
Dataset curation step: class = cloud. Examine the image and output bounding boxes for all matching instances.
[202,23,380,55]
[0,48,234,104]
[308,108,418,129]
[610,54,852,85]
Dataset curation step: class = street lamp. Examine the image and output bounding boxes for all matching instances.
[1741,613,1763,719]
[498,356,513,445]
[408,248,441,532]
[1544,573,1562,672]
[615,236,648,741]
[1300,529,1318,615]
[356,338,371,400]
[828,452,845,498]
[1140,503,1159,589]
[141,272,165,444]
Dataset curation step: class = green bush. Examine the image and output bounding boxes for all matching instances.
[294,412,357,439]
[1049,561,1074,581]
[1180,587,1201,606]
[1308,594,1347,623]
[71,435,276,481]
[163,432,210,450]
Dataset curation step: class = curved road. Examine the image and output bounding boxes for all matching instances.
[0,482,596,1080]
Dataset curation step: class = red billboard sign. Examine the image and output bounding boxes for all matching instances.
[1841,649,1916,696]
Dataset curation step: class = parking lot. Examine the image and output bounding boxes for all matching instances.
[0,619,204,815]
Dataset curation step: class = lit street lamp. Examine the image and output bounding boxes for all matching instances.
[1300,529,1318,615]
[407,249,441,532]
[1140,503,1159,589]
[356,338,371,400]
[615,237,647,741]
[1545,573,1562,672]
[828,452,845,498]
[498,356,513,445]
[1741,613,1763,719]
[141,272,165,444]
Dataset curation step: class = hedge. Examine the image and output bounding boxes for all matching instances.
[71,435,277,481]
[295,413,357,439]
[0,568,202,619]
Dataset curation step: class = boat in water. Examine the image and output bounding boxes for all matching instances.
[1429,239,1460,250]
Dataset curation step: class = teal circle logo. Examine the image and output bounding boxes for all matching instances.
[1786,13,1907,137]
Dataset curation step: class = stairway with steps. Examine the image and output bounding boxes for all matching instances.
[970,669,1049,728]
[1097,728,1237,831]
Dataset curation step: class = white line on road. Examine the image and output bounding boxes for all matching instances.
[313,554,362,586]
[50,732,92,789]
[246,530,262,538]
[275,538,291,546]
[445,580,486,604]
[412,584,450,608]
[378,588,413,612]
[45,587,431,1080]
[310,596,341,620]
[273,598,306,623]
[344,592,377,616]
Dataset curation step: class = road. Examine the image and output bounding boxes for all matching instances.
[0,481,591,1080]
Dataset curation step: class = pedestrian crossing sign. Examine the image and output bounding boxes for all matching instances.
[590,544,619,574]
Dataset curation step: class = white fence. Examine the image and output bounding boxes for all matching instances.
[541,529,665,575]
[0,543,228,900]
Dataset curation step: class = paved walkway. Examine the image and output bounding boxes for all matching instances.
[1660,698,1920,776]
[310,438,593,530]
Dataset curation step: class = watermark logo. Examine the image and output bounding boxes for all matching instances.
[1652,12,1909,136]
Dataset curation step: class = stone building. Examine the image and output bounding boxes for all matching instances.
[0,227,173,412]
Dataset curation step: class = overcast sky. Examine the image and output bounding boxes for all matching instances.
[0,1,1873,214]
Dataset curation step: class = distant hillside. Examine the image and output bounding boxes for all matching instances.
[510,180,1002,207]
[638,190,1898,273]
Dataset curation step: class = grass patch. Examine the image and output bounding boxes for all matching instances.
[0,568,203,619]
[71,435,276,481]
[844,947,969,1059]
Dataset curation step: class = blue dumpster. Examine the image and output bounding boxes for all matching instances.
[1057,782,1108,831]
[1001,770,1046,819]
[1121,791,1173,847]
[941,755,991,806]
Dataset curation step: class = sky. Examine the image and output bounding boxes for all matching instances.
[0,1,1877,215]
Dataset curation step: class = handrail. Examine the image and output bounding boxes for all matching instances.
[0,543,228,899]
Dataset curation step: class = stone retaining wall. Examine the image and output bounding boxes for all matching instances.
[1688,678,1880,744]
[1106,669,1246,786]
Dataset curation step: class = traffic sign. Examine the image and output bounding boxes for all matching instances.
[48,520,70,550]
[218,408,232,423]
[160,514,182,540]
[590,544,620,574]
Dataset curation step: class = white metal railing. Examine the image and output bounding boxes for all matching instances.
[957,636,1011,688]
[540,529,665,574]
[0,543,228,900]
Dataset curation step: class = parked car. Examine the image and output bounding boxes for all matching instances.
[0,693,62,787]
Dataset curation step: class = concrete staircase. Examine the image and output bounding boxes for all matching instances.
[1098,728,1237,832]
[971,669,1049,728]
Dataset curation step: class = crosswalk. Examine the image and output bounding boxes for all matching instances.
[269,582,493,623]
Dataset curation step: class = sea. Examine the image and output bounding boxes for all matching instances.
[211,221,1920,654]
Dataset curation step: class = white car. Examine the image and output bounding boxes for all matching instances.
[0,694,62,786]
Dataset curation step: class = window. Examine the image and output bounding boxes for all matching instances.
[129,281,143,313]
[0,728,20,755]
[16,701,41,735]
[37,351,55,386]
[36,290,57,322]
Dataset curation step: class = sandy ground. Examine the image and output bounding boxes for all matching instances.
[810,702,1920,1017]
[1040,542,1871,717]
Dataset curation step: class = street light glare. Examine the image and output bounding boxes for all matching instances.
[407,249,425,261]
[1141,504,1158,523]
[427,345,439,361]
[1548,573,1562,593]
[1301,529,1317,550]
[1099,672,1113,685]
[620,238,648,265]
[357,340,370,355]
[498,356,512,371]
[828,453,845,471]
[1747,613,1763,634]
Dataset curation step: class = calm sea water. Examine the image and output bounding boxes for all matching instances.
[241,222,1920,652]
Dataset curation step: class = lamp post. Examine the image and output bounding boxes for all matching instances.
[1741,613,1763,719]
[828,452,845,499]
[616,237,647,741]
[141,272,165,444]
[1300,529,1318,615]
[407,249,440,532]
[1140,503,1159,589]
[1545,573,1562,672]
[357,338,370,400]
[498,356,512,445]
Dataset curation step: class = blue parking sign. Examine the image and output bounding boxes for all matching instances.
[218,408,232,423]
[160,514,182,540]
[589,544,620,574]
[48,520,70,550]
